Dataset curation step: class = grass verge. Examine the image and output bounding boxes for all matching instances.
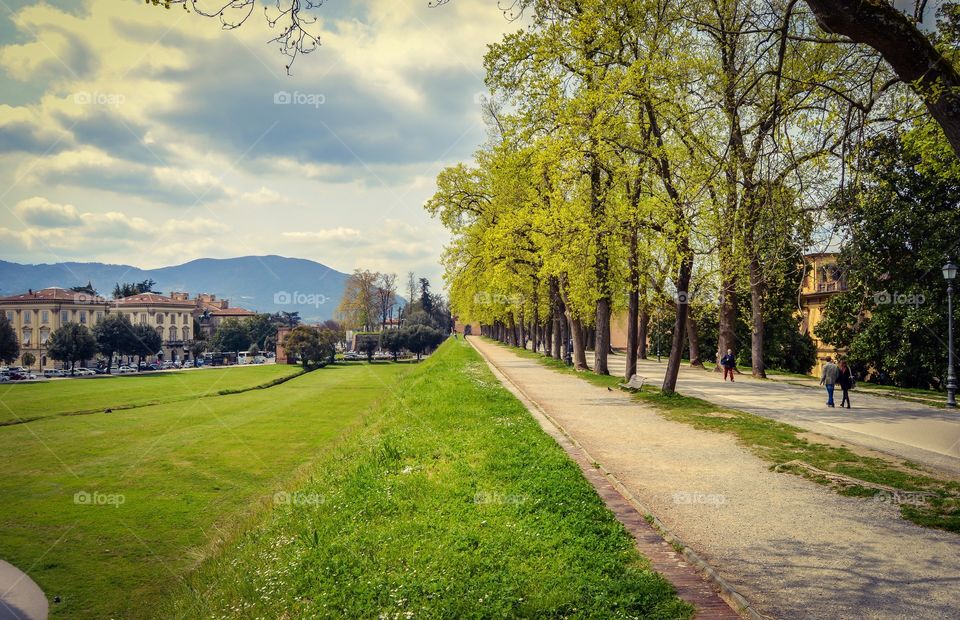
[158,339,694,619]
[0,364,304,425]
[486,338,960,534]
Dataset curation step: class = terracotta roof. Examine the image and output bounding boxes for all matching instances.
[113,293,195,307]
[209,307,256,316]
[0,287,108,303]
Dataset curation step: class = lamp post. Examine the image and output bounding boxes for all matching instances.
[944,261,958,408]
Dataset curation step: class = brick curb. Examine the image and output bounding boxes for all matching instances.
[470,338,768,620]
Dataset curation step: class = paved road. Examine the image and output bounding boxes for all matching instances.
[474,337,960,620]
[598,353,960,475]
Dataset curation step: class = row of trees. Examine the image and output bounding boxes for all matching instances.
[427,0,955,391]
[336,270,454,335]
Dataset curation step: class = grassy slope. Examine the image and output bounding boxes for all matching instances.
[0,364,302,424]
[158,339,693,619]
[489,339,960,533]
[0,362,410,619]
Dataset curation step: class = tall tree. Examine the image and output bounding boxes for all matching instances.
[0,315,19,364]
[47,323,97,375]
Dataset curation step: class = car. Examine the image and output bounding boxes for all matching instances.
[0,374,9,382]
[117,365,136,374]
[9,370,36,380]
[74,368,95,376]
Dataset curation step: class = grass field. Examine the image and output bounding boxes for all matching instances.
[0,364,303,425]
[157,339,693,619]
[487,338,960,533]
[0,362,411,618]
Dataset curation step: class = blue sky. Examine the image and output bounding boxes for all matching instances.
[0,0,518,286]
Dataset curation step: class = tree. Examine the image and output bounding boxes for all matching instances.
[375,273,398,328]
[0,315,18,364]
[381,329,406,361]
[355,333,380,362]
[113,279,158,299]
[70,281,97,296]
[129,324,163,371]
[93,313,136,374]
[337,269,380,332]
[212,318,252,355]
[21,352,36,368]
[47,323,97,375]
[245,314,277,350]
[248,344,261,358]
[804,0,960,156]
[282,326,337,368]
[189,339,207,362]
[404,325,445,361]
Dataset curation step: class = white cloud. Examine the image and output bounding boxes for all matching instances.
[12,196,82,227]
[283,227,362,242]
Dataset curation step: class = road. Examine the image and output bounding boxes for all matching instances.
[600,353,960,475]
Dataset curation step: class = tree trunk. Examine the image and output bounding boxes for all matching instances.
[717,279,737,371]
[594,298,611,375]
[569,315,589,370]
[638,309,649,359]
[663,248,693,393]
[687,314,703,367]
[625,228,640,380]
[804,0,960,157]
[749,257,766,378]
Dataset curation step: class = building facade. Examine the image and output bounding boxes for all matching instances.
[185,292,257,339]
[799,252,848,376]
[111,293,195,363]
[0,287,111,369]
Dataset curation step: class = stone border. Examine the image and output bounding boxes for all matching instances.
[470,338,767,620]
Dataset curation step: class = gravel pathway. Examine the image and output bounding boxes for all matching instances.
[472,337,960,620]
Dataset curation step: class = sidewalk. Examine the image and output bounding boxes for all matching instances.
[601,353,960,475]
[473,337,960,620]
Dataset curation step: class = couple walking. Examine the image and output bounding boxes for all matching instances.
[820,357,854,408]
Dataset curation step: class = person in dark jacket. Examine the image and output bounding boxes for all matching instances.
[838,359,853,409]
[820,357,840,407]
[720,349,736,382]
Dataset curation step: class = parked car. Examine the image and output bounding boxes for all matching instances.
[9,370,36,380]
[0,374,9,382]
[74,368,95,376]
[117,365,136,374]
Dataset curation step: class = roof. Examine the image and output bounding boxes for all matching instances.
[112,293,195,307]
[0,287,108,304]
[209,307,256,317]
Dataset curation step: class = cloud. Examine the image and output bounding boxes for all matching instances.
[12,196,82,227]
[283,227,362,242]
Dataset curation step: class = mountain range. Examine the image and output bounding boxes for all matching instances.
[0,255,352,321]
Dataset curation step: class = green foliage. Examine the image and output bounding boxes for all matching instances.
[354,332,380,361]
[282,325,337,368]
[380,329,406,360]
[20,352,36,368]
[212,318,252,353]
[112,279,157,299]
[818,123,960,387]
[93,313,136,372]
[0,315,19,364]
[47,323,98,372]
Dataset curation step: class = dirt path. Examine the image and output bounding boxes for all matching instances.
[472,337,960,620]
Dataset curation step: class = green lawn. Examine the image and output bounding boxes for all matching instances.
[0,364,303,425]
[0,362,411,619]
[158,339,693,619]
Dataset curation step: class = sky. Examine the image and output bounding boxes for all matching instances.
[0,0,520,287]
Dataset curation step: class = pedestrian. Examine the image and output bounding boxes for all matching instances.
[838,360,853,409]
[720,348,736,382]
[820,357,840,408]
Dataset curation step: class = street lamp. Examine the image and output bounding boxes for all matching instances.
[944,261,958,408]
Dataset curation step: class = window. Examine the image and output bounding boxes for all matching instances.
[169,326,177,341]
[140,313,147,325]
[157,313,164,325]
[23,311,31,325]
[5,311,12,322]
[155,326,163,338]
[61,310,68,324]
[182,326,190,341]
[96,311,103,322]
[79,310,87,324]
[40,328,50,345]
[21,329,31,346]
[41,310,49,323]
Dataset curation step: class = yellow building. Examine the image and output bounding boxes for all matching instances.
[112,293,195,363]
[800,252,848,376]
[0,287,111,369]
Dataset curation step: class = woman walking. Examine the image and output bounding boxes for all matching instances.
[838,360,853,409]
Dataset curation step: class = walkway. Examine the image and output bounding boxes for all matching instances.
[604,354,960,475]
[473,337,960,620]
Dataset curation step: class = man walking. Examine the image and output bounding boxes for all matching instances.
[820,357,840,408]
[720,349,736,382]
